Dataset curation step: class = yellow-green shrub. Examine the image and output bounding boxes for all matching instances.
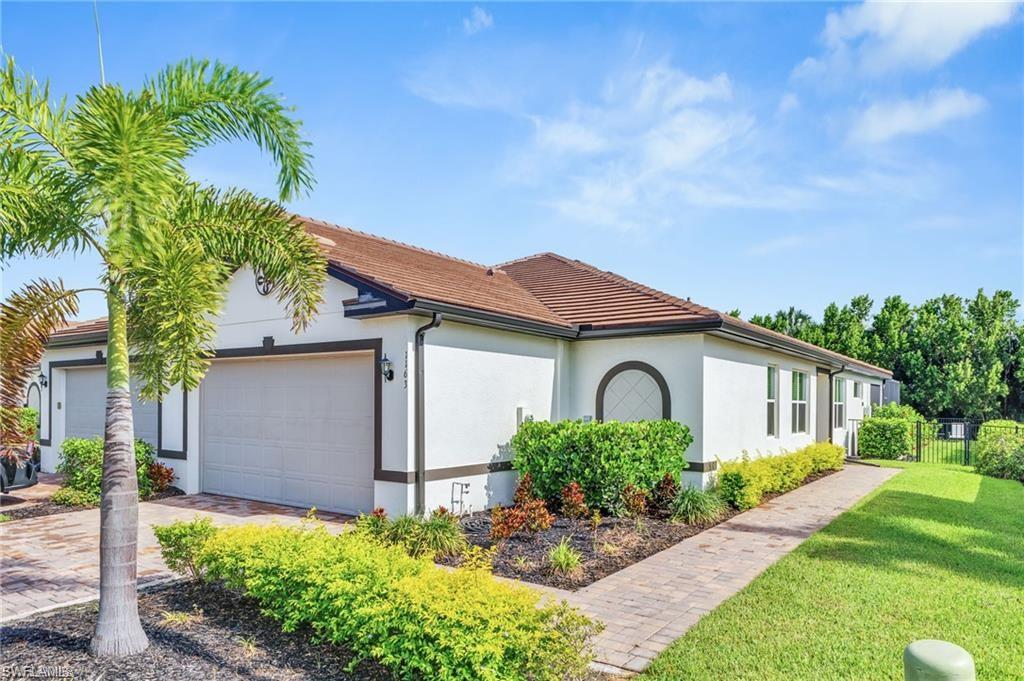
[718,443,845,511]
[199,524,600,680]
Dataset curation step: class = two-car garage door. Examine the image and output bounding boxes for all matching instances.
[200,354,375,515]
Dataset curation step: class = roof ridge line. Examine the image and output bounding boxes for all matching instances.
[298,215,494,271]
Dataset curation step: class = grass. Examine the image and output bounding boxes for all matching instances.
[0,513,10,523]
[642,463,1024,680]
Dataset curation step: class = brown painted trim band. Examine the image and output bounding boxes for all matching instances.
[687,460,718,473]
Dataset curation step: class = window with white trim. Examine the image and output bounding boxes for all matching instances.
[767,365,778,437]
[791,371,808,433]
[834,378,846,428]
[853,381,862,399]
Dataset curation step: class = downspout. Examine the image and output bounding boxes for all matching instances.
[414,313,442,515]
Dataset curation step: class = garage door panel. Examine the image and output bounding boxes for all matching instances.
[201,354,374,514]
[65,367,158,446]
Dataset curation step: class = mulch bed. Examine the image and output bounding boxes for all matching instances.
[443,469,839,590]
[0,581,393,681]
[1,487,185,523]
[442,508,741,590]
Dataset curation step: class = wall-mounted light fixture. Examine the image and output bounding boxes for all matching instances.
[379,354,394,382]
[38,371,48,388]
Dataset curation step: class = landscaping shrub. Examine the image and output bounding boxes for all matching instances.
[51,486,100,507]
[153,516,219,579]
[56,437,156,500]
[199,524,601,680]
[355,508,467,559]
[513,472,536,506]
[147,461,175,493]
[559,482,589,519]
[511,419,692,510]
[490,498,555,541]
[618,483,648,518]
[717,443,845,511]
[0,406,38,444]
[652,472,679,514]
[671,486,726,525]
[859,417,914,459]
[974,420,1024,482]
[548,537,582,576]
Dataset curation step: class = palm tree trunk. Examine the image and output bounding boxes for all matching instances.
[90,285,148,657]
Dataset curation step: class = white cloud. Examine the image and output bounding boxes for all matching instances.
[796,1,1019,78]
[849,88,986,144]
[462,6,494,36]
[777,93,800,116]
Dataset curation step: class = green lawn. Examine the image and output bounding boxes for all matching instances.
[642,463,1024,680]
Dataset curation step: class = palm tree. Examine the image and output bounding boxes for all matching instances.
[0,57,326,657]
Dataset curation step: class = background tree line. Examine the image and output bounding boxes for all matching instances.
[739,290,1023,420]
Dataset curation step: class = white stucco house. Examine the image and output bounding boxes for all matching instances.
[35,218,892,516]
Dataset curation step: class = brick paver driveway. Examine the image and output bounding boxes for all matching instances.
[0,493,350,622]
[548,464,900,674]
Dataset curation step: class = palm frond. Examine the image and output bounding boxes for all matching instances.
[0,279,79,455]
[142,59,314,201]
[0,144,95,261]
[0,57,72,163]
[68,84,188,260]
[172,184,326,332]
[125,234,226,401]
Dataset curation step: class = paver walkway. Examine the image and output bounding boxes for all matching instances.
[0,494,350,622]
[552,464,900,674]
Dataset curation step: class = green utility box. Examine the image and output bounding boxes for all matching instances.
[904,640,976,681]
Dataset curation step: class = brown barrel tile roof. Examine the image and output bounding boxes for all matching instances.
[302,218,570,328]
[498,252,718,329]
[49,317,110,341]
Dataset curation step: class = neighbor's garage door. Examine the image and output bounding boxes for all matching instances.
[64,367,159,445]
[200,353,374,514]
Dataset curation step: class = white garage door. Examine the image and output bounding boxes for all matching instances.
[200,353,374,514]
[64,367,159,445]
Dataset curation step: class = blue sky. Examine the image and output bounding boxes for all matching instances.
[1,2,1022,321]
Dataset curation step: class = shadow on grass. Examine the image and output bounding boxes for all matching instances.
[802,473,1023,590]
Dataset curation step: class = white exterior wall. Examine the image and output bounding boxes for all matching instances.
[832,369,884,455]
[421,319,568,513]
[701,335,820,464]
[569,334,705,489]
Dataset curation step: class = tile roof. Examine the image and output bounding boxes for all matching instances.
[498,252,719,330]
[46,218,891,377]
[302,218,570,328]
[49,318,110,341]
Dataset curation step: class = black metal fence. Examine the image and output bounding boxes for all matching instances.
[847,417,1022,465]
[913,419,1020,465]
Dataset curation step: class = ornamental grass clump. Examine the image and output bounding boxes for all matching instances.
[670,486,726,525]
[354,507,467,560]
[198,524,601,680]
[548,537,583,577]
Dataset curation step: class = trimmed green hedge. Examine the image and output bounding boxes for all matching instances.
[974,420,1024,482]
[510,419,692,511]
[56,436,156,505]
[858,417,914,459]
[718,443,845,511]
[198,524,600,680]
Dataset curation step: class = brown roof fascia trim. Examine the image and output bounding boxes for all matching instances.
[46,332,109,348]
